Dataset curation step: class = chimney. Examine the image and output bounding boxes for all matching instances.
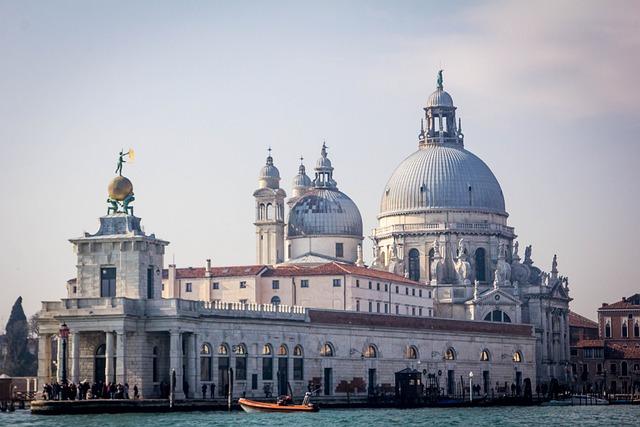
[205,259,212,277]
[168,264,177,298]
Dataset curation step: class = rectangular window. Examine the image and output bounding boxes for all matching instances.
[368,281,372,289]
[356,300,360,311]
[301,279,309,288]
[272,280,279,290]
[100,267,116,297]
[405,287,409,295]
[293,358,304,381]
[368,301,372,312]
[395,305,399,314]
[240,281,247,289]
[419,289,423,297]
[395,286,399,294]
[419,307,423,316]
[412,307,416,316]
[412,289,416,296]
[356,280,360,288]
[335,242,344,258]
[428,290,432,298]
[384,283,388,292]
[377,302,380,313]
[147,267,154,299]
[384,303,388,314]
[333,279,341,287]
[376,283,380,291]
[185,282,193,292]
[262,358,273,380]
[236,357,247,381]
[428,308,433,317]
[73,286,77,294]
[213,282,220,290]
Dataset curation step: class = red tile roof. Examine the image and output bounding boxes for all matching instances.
[162,265,266,279]
[308,310,533,337]
[264,262,421,285]
[606,341,640,359]
[574,339,604,348]
[600,294,640,310]
[569,310,598,329]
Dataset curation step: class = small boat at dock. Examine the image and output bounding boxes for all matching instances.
[239,392,319,413]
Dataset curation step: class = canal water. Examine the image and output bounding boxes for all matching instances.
[4,405,640,426]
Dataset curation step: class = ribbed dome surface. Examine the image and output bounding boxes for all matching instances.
[293,172,312,188]
[259,164,280,179]
[288,188,363,238]
[427,88,454,107]
[380,144,506,217]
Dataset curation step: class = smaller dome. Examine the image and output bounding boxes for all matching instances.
[427,88,454,107]
[287,189,362,238]
[293,164,312,188]
[316,156,332,169]
[108,175,133,201]
[259,156,280,179]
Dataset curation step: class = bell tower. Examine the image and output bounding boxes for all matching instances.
[254,149,286,265]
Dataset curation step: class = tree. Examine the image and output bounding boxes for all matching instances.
[1,296,37,376]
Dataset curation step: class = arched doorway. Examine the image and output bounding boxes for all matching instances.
[94,344,106,383]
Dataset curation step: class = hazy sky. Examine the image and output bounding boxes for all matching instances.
[0,0,638,326]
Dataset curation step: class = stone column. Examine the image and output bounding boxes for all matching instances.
[541,309,548,362]
[70,332,80,384]
[170,331,185,399]
[116,331,127,384]
[37,334,51,391]
[105,331,115,383]
[56,335,63,383]
[561,311,568,362]
[185,333,196,399]
[193,333,201,399]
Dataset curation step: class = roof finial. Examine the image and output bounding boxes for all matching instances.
[321,141,328,158]
[300,155,304,164]
[437,69,444,90]
[418,118,425,140]
[266,146,273,165]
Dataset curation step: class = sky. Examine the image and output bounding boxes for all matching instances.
[0,0,638,326]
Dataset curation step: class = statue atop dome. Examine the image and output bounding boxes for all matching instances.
[437,69,444,90]
[107,150,135,215]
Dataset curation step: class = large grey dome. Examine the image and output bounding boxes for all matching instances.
[288,189,363,238]
[379,143,506,217]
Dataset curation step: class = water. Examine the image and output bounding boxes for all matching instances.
[4,406,640,426]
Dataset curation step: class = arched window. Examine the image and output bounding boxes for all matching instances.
[445,347,456,360]
[293,345,304,381]
[363,344,377,358]
[218,343,229,355]
[152,346,159,382]
[484,310,512,323]
[200,343,212,381]
[262,344,273,381]
[271,296,281,305]
[513,351,523,363]
[278,344,288,356]
[480,349,490,361]
[475,248,486,282]
[259,203,265,220]
[266,203,273,220]
[406,345,418,359]
[605,321,611,338]
[428,248,435,281]
[408,249,420,281]
[320,342,334,357]
[622,322,628,338]
[235,343,247,380]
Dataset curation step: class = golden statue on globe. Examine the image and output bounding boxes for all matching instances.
[107,149,135,215]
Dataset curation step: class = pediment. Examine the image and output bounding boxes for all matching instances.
[470,287,521,306]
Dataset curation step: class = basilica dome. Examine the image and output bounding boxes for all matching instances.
[288,188,362,238]
[379,143,506,218]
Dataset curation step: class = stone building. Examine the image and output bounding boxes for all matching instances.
[370,73,571,385]
[36,71,575,399]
